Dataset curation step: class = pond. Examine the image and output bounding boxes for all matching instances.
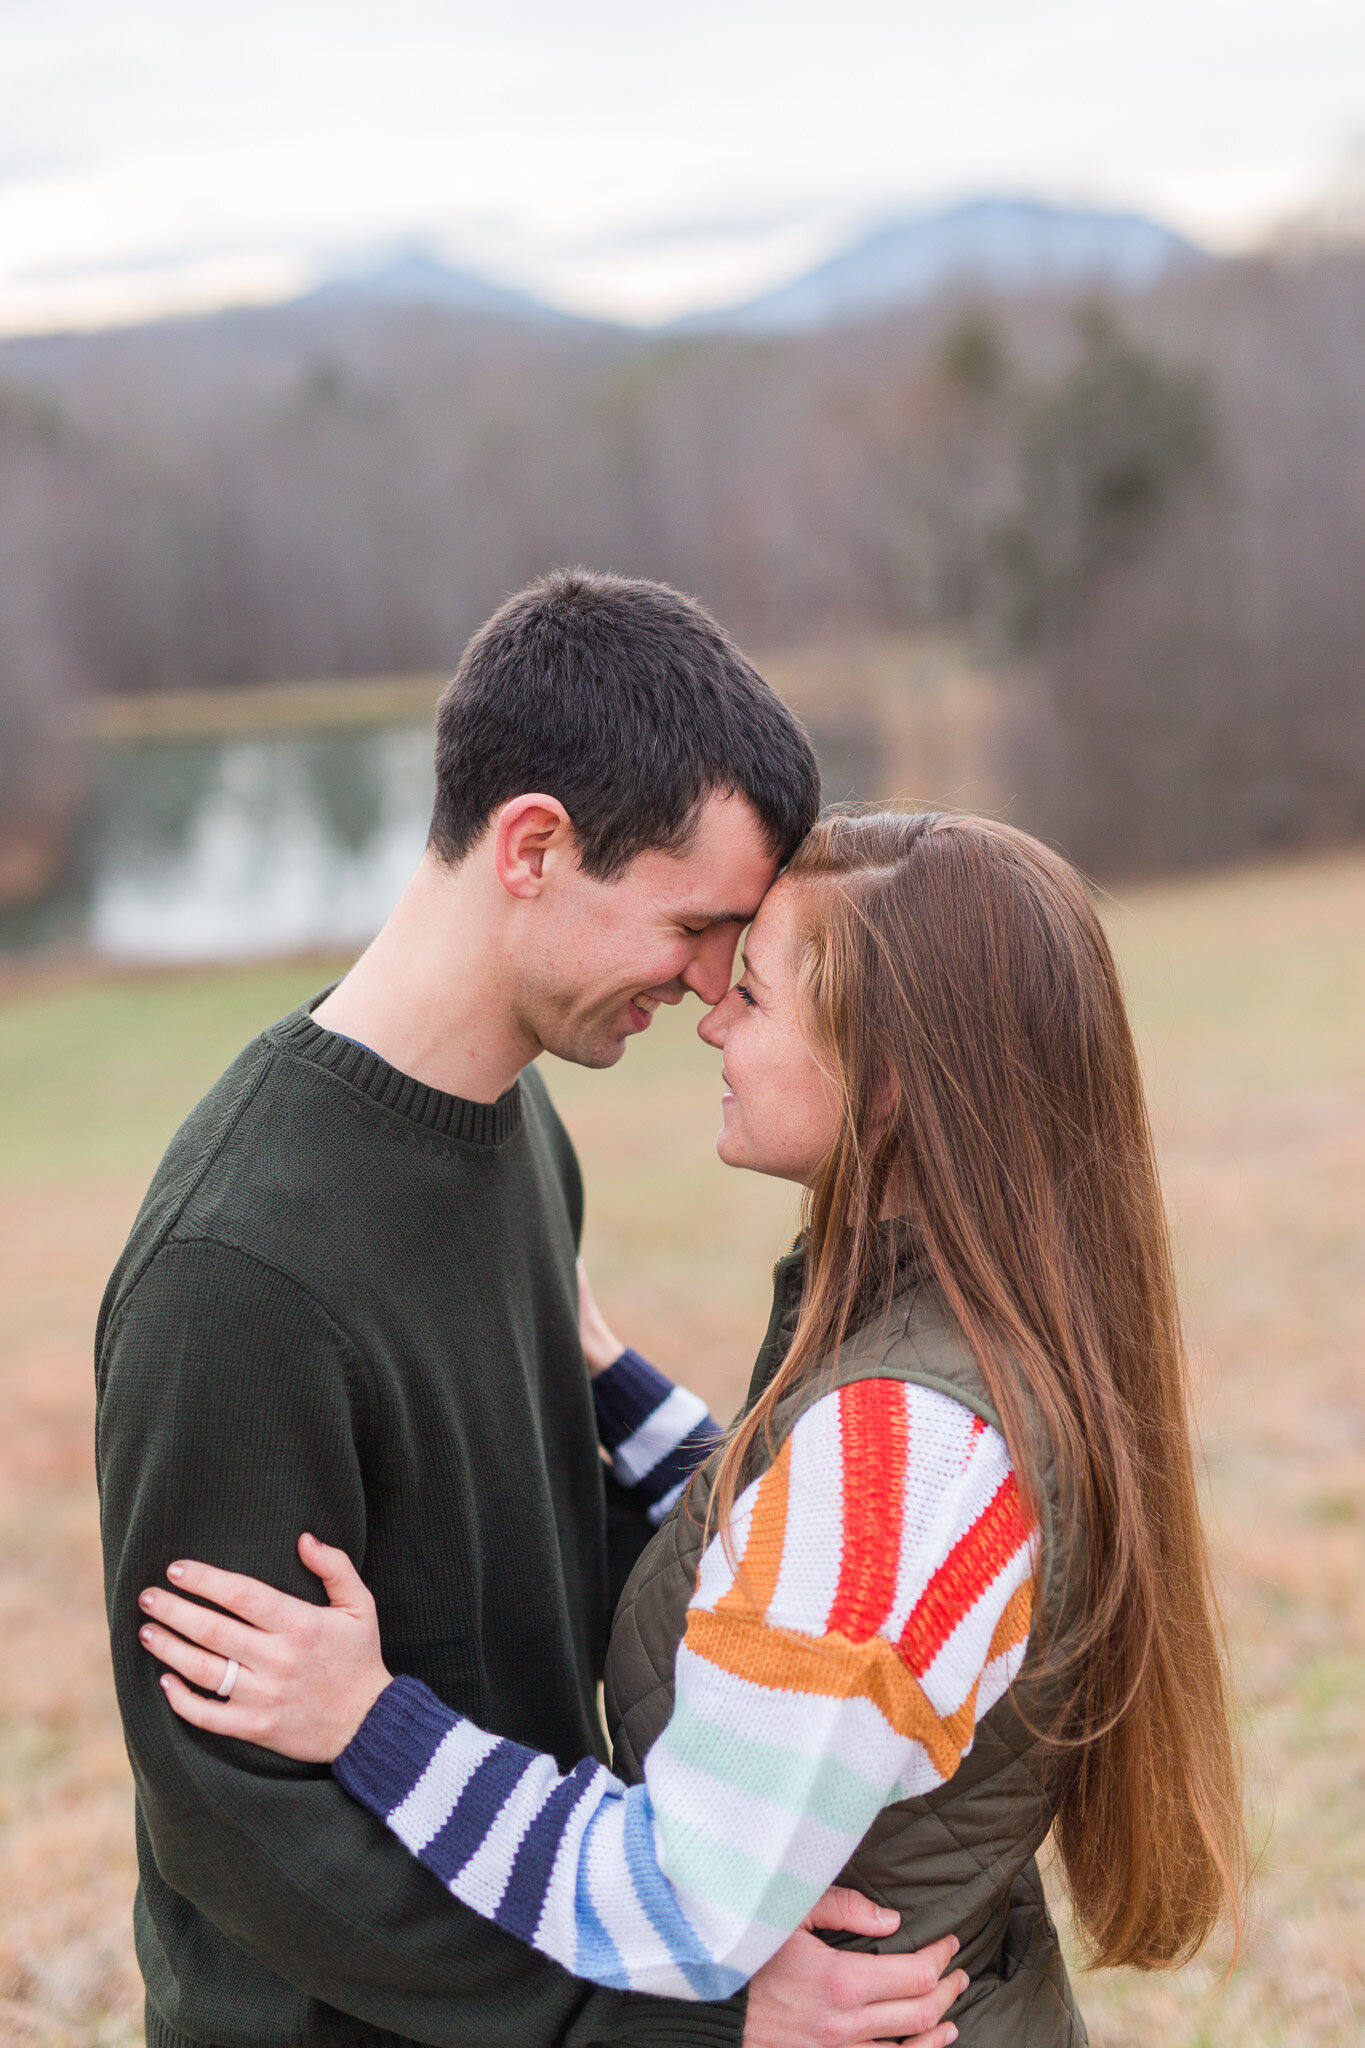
[0,654,938,964]
[1,719,436,963]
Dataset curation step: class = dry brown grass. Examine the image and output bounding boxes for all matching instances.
[0,851,1361,2045]
[0,1182,145,2047]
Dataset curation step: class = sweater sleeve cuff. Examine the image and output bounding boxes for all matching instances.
[333,1673,458,1819]
[592,1347,681,1451]
[593,1350,723,1521]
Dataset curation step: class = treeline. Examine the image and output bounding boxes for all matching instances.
[2,245,1365,880]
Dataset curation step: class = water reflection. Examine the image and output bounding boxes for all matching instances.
[3,721,435,963]
[0,699,899,964]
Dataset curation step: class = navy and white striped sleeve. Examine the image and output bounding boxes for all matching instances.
[591,1349,724,1525]
[333,1674,746,2000]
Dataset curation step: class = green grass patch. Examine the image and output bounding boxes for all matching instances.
[0,959,348,1187]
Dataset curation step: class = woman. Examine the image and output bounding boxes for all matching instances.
[136,813,1247,2041]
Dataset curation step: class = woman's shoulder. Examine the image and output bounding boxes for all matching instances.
[716,1374,1027,1606]
[691,1370,1036,1684]
[826,1276,1002,1422]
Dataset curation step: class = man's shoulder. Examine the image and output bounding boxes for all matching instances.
[107,1031,276,1270]
[99,1006,348,1336]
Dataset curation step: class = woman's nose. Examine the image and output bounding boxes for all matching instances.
[697,995,731,1047]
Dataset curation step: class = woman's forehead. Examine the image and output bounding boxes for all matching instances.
[745,877,802,973]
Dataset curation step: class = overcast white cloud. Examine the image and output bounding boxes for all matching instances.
[0,0,1362,329]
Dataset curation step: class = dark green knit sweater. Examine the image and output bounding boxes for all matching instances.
[95,1003,746,2048]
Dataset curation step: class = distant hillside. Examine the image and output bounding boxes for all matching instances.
[684,197,1209,332]
[299,250,576,324]
[217,199,1208,336]
[3,202,1204,351]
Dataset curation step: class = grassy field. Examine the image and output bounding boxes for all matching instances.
[0,851,1362,2046]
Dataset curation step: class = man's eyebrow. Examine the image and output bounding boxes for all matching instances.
[681,909,757,928]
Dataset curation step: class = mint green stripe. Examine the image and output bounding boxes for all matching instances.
[665,1689,888,1836]
[656,1815,824,1929]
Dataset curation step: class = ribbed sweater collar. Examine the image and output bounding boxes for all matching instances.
[269,1002,524,1147]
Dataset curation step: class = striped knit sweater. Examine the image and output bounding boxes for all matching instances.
[334,1352,1036,2001]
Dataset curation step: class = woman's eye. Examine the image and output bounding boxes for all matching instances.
[734,983,757,1007]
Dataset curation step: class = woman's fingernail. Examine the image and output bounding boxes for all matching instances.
[949,1936,960,1956]
[877,1906,897,1927]
[946,2029,958,2044]
[160,1674,172,1689]
[139,1626,152,1644]
[139,1591,154,1610]
[167,1563,185,1580]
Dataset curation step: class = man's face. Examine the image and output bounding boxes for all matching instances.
[515,790,781,1069]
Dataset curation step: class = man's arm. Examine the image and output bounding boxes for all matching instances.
[97,1237,746,2048]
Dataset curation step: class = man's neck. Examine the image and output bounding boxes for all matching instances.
[312,854,537,1104]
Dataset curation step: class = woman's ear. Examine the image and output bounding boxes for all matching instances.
[873,1066,900,1129]
[493,794,574,899]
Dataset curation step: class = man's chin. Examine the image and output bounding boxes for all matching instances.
[540,1022,630,1072]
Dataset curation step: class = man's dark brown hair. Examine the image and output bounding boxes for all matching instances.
[428,569,821,877]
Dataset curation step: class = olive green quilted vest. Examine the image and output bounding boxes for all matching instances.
[604,1245,1088,2046]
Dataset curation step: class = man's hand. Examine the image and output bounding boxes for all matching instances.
[744,1887,965,2048]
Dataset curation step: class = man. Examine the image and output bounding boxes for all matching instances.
[97,571,960,2048]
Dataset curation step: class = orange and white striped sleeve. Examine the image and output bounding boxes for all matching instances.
[679,1378,1035,1777]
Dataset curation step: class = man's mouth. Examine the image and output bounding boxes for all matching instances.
[627,994,661,1032]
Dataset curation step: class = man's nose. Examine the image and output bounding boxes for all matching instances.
[684,937,738,1008]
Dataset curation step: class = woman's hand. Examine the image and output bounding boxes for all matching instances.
[137,1533,392,1763]
[577,1257,626,1377]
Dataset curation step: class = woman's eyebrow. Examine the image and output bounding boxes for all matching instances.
[739,950,767,987]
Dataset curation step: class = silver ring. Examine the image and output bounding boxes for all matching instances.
[216,1657,240,1700]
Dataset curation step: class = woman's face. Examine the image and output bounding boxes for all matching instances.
[697,877,841,1185]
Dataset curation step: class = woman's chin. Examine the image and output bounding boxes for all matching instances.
[715,1127,747,1171]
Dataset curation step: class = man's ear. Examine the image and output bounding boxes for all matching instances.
[493,794,575,900]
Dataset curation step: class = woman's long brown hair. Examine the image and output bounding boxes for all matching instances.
[708,811,1247,1972]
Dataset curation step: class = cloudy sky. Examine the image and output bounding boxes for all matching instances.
[2,0,1363,331]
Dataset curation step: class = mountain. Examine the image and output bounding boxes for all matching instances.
[298,250,574,323]
[683,197,1210,332]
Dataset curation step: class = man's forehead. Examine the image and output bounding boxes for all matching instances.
[636,791,780,923]
[657,857,777,928]
[664,863,775,928]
